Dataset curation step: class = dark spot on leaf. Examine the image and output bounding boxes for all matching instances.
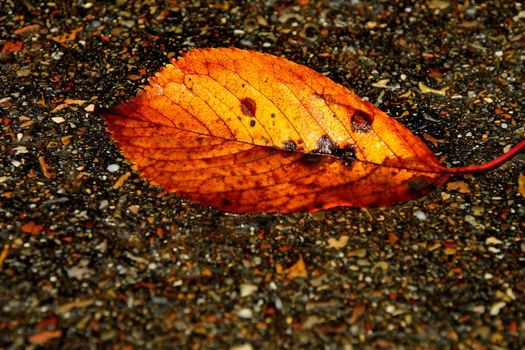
[240,97,256,117]
[333,144,357,165]
[250,120,256,127]
[314,201,325,209]
[221,198,232,206]
[313,135,337,155]
[271,113,276,118]
[406,176,437,196]
[351,110,373,133]
[298,153,323,166]
[283,140,297,151]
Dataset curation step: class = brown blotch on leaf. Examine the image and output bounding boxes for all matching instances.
[283,140,297,151]
[333,144,357,165]
[298,153,323,166]
[240,97,256,117]
[313,135,337,155]
[406,176,438,196]
[351,110,374,133]
[221,198,232,206]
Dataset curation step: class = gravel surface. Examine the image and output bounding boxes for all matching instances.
[1,1,524,349]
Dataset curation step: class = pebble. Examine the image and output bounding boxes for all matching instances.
[230,344,253,350]
[489,301,506,316]
[236,308,253,319]
[240,284,258,297]
[413,210,427,221]
[107,164,120,173]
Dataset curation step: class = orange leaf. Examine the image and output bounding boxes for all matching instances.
[21,221,44,235]
[29,329,62,345]
[283,256,308,279]
[1,40,23,54]
[103,48,524,213]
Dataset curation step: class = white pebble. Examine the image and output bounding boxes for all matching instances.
[413,210,427,221]
[237,308,253,319]
[107,164,120,172]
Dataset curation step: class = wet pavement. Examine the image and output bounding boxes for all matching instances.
[1,1,524,349]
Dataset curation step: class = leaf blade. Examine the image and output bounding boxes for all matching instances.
[104,48,452,213]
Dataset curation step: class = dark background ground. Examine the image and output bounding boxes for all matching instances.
[1,0,524,349]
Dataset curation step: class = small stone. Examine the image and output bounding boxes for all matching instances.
[489,301,506,316]
[107,164,120,173]
[230,344,253,350]
[327,235,349,249]
[51,116,65,124]
[16,68,31,77]
[302,315,324,329]
[128,205,139,214]
[485,236,503,245]
[471,305,485,313]
[488,246,501,253]
[237,308,253,319]
[465,215,484,229]
[427,0,450,10]
[373,261,389,271]
[240,284,257,297]
[471,206,484,216]
[84,104,95,112]
[347,248,367,258]
[413,210,427,221]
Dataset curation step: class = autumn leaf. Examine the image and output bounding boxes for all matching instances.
[103,48,524,213]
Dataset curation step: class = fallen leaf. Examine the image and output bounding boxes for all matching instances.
[446,181,471,194]
[371,79,390,88]
[38,156,54,178]
[1,40,23,54]
[21,221,44,235]
[283,256,308,279]
[14,24,40,36]
[58,299,93,313]
[49,27,83,46]
[103,48,525,213]
[52,98,88,112]
[0,243,11,269]
[418,81,449,96]
[29,330,62,345]
[112,171,131,189]
[422,133,445,147]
